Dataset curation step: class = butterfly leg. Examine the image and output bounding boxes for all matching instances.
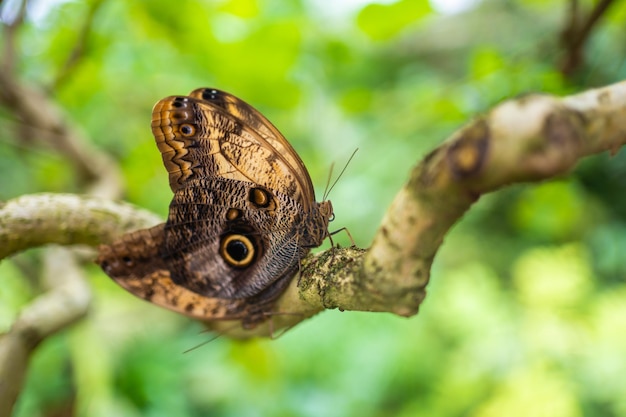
[329,226,356,247]
[263,310,304,339]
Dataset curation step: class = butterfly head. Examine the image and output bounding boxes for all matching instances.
[299,200,333,248]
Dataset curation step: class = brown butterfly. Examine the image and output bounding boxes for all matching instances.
[97,88,333,328]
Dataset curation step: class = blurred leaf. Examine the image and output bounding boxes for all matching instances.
[0,260,33,331]
[473,362,582,417]
[469,47,506,80]
[512,244,593,310]
[509,181,590,241]
[219,0,260,18]
[338,87,373,113]
[587,222,626,283]
[357,0,431,41]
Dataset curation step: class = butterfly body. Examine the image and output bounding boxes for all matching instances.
[97,88,332,327]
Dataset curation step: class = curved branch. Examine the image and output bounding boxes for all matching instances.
[355,80,626,316]
[0,194,160,412]
[217,79,626,334]
[2,80,626,338]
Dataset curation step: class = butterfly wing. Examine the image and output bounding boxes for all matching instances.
[188,87,316,204]
[98,88,331,323]
[150,89,326,300]
[152,89,316,210]
[96,225,254,322]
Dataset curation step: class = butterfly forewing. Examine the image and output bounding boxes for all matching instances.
[188,88,316,203]
[152,91,315,211]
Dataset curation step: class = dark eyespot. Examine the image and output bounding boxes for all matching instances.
[172,100,184,108]
[227,240,247,261]
[202,89,219,100]
[180,124,196,136]
[220,234,255,268]
[122,256,133,266]
[249,187,271,208]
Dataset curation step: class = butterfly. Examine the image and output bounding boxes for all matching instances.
[97,88,333,328]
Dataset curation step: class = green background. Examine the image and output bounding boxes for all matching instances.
[2,0,626,416]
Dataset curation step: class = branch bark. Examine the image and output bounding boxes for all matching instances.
[292,79,626,321]
[0,194,162,259]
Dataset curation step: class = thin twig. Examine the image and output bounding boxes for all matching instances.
[560,0,616,75]
[0,71,124,198]
[52,0,106,89]
[1,0,27,75]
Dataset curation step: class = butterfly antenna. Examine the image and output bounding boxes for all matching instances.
[182,321,241,353]
[183,333,223,353]
[323,148,358,201]
[322,161,335,202]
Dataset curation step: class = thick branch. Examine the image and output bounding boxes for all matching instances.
[2,80,626,338]
[355,80,626,316]
[0,193,161,259]
[293,80,626,320]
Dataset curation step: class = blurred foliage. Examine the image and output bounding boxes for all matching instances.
[1,0,626,416]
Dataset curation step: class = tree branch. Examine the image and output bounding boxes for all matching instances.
[52,0,105,89]
[559,0,616,76]
[0,193,161,259]
[0,6,126,411]
[0,194,160,413]
[284,80,626,323]
[0,70,124,198]
[0,0,27,74]
[2,80,626,337]
[0,248,91,417]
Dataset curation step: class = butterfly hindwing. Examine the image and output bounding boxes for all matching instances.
[96,224,253,321]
